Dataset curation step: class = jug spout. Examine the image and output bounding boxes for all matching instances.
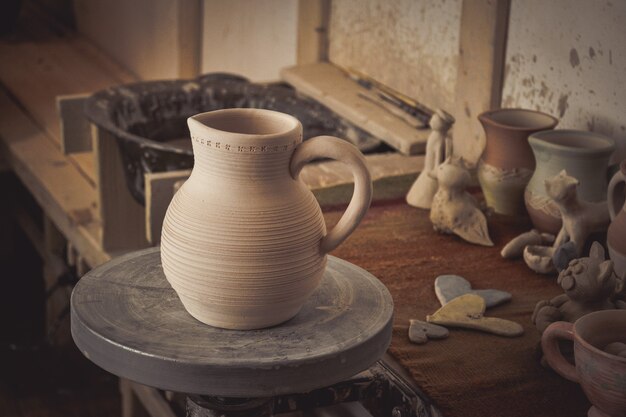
[188,109,303,181]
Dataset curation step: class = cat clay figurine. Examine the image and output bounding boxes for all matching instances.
[532,242,626,334]
[547,170,610,257]
[430,156,493,246]
[523,171,610,274]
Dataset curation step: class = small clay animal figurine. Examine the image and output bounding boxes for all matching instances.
[501,229,555,259]
[430,157,493,246]
[532,242,625,334]
[406,109,455,209]
[547,170,610,257]
[523,171,610,274]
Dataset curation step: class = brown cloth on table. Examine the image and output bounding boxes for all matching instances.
[326,201,590,417]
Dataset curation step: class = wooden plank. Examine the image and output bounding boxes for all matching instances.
[68,151,96,187]
[120,379,151,417]
[145,170,191,244]
[130,383,177,417]
[92,125,148,252]
[297,0,330,64]
[0,88,109,268]
[281,63,429,155]
[57,94,92,154]
[0,3,137,146]
[452,0,511,166]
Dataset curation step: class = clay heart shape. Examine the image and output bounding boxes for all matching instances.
[434,275,511,308]
[408,319,449,345]
[427,294,524,337]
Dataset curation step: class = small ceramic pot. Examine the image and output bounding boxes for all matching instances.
[608,160,626,278]
[543,310,626,417]
[525,130,615,234]
[478,108,558,216]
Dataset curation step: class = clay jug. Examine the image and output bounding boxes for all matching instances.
[608,160,626,278]
[477,108,558,216]
[525,130,615,234]
[161,108,372,330]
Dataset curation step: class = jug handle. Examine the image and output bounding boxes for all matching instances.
[608,160,626,220]
[541,321,579,383]
[290,136,372,255]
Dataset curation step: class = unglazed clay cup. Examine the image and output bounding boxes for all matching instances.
[161,108,373,330]
[543,310,626,417]
[477,108,558,216]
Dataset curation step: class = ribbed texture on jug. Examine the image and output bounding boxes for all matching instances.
[160,182,327,330]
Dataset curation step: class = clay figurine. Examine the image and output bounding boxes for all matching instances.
[430,156,493,246]
[406,109,455,209]
[501,229,554,259]
[427,294,523,337]
[523,170,610,274]
[408,319,449,345]
[532,242,626,334]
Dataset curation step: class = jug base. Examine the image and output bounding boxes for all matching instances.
[178,293,305,330]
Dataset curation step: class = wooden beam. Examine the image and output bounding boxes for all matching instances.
[297,0,331,64]
[0,88,109,268]
[452,0,511,166]
[92,125,149,252]
[57,93,92,154]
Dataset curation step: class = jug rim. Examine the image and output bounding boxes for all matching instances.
[529,129,615,157]
[478,108,558,131]
[188,108,301,142]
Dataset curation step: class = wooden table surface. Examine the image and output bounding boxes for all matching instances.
[324,200,590,417]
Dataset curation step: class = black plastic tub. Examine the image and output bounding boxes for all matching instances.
[84,73,383,205]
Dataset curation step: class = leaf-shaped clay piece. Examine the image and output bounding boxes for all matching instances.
[408,319,449,344]
[451,208,493,247]
[426,294,524,337]
[434,275,511,308]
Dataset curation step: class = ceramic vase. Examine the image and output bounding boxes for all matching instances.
[477,108,558,216]
[525,130,615,234]
[608,160,626,278]
[161,108,373,330]
[543,310,626,417]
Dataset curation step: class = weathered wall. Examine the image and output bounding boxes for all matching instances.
[502,0,626,163]
[328,0,462,112]
[201,0,298,82]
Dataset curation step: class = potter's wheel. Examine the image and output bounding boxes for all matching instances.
[70,248,393,397]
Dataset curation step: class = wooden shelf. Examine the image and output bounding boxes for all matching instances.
[282,63,430,155]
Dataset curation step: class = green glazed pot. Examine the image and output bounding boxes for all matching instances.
[525,129,615,234]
